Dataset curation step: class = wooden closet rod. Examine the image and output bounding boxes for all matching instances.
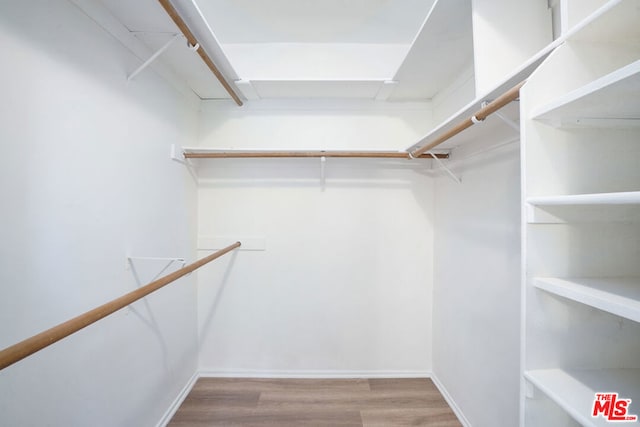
[408,80,525,158]
[157,0,243,106]
[0,242,241,371]
[184,151,449,159]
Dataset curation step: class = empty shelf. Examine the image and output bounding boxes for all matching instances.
[532,59,640,127]
[534,277,640,323]
[527,192,640,206]
[525,368,640,427]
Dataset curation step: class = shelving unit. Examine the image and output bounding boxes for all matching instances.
[521,1,640,425]
[525,369,640,427]
[532,59,640,127]
[528,191,640,206]
[534,277,640,323]
[389,0,473,100]
[526,190,640,226]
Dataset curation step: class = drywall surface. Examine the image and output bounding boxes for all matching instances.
[0,2,198,426]
[432,143,521,426]
[197,99,435,151]
[432,64,476,126]
[472,0,552,95]
[196,101,435,375]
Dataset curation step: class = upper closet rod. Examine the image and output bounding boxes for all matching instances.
[0,242,241,371]
[184,150,449,159]
[408,80,525,158]
[157,0,243,106]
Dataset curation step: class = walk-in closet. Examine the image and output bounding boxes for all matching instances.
[1,1,638,426]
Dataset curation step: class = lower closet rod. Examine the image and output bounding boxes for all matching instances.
[0,241,241,371]
[184,150,449,159]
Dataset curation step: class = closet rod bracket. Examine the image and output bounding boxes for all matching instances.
[480,100,519,131]
[494,111,520,132]
[471,115,484,124]
[320,156,327,191]
[128,33,182,81]
[170,144,192,166]
[429,151,461,184]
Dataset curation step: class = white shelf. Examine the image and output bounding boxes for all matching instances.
[525,368,640,427]
[390,0,473,100]
[532,59,640,126]
[568,0,640,46]
[405,42,557,152]
[534,277,640,323]
[526,192,640,223]
[528,191,640,206]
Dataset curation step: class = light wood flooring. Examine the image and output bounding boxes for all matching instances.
[168,378,462,426]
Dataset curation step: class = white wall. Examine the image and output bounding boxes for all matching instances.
[0,2,198,426]
[432,142,521,427]
[195,101,436,376]
[471,0,552,95]
[432,63,476,126]
[197,99,434,151]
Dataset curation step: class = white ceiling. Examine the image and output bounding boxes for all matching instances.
[195,0,435,44]
[98,0,474,101]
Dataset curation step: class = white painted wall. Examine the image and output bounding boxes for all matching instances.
[195,101,436,376]
[0,2,198,426]
[471,0,552,95]
[432,64,477,126]
[198,100,434,151]
[432,143,521,427]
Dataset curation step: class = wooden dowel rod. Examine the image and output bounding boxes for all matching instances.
[409,80,525,157]
[184,151,449,159]
[0,242,241,371]
[157,0,243,106]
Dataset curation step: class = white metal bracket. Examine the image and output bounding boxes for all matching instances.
[170,144,183,161]
[128,33,182,81]
[126,256,187,282]
[480,100,520,132]
[170,144,194,166]
[471,115,484,124]
[127,256,186,268]
[320,156,327,191]
[494,111,520,132]
[429,151,461,184]
[525,379,535,399]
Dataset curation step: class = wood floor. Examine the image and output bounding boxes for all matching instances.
[168,378,462,426]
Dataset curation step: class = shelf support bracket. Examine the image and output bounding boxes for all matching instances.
[126,256,188,282]
[429,151,461,184]
[481,101,520,132]
[320,156,327,191]
[128,33,182,81]
[524,380,535,399]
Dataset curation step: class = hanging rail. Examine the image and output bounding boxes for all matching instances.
[157,0,243,106]
[183,150,449,160]
[0,242,241,371]
[408,80,525,158]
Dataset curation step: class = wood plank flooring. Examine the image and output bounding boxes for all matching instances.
[168,378,461,426]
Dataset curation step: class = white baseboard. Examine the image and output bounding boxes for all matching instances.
[156,372,199,427]
[431,374,472,427]
[199,369,432,379]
